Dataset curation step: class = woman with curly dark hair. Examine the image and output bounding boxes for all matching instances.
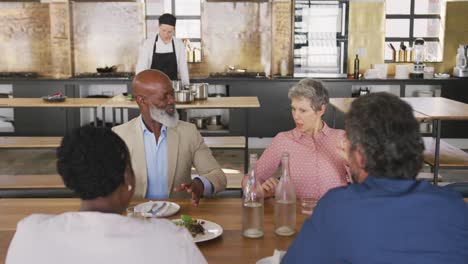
[6,126,206,264]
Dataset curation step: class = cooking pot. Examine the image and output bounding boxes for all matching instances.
[207,115,222,126]
[190,117,206,129]
[185,83,208,100]
[175,90,194,103]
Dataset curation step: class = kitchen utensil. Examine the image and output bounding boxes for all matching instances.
[395,65,409,79]
[172,80,182,91]
[96,65,117,73]
[454,44,468,77]
[190,117,206,129]
[134,201,180,218]
[150,202,167,215]
[175,90,194,103]
[410,38,425,79]
[372,64,388,79]
[207,115,222,126]
[185,83,208,100]
[42,91,67,102]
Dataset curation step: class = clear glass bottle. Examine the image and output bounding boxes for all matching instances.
[274,152,296,236]
[242,153,264,238]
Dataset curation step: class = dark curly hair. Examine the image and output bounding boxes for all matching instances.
[345,93,424,179]
[57,125,130,200]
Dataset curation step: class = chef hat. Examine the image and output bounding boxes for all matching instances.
[159,13,176,26]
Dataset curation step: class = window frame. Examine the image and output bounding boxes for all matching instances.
[385,0,441,62]
[145,0,201,43]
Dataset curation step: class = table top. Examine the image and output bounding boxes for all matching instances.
[0,97,260,109]
[0,198,308,264]
[0,98,108,108]
[1,197,467,263]
[0,137,62,148]
[329,98,430,121]
[401,97,468,120]
[0,172,243,190]
[0,174,64,189]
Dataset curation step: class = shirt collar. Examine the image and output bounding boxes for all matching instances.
[140,115,167,135]
[362,175,423,193]
[157,34,173,45]
[292,121,331,140]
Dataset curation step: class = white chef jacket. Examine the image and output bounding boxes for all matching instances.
[6,212,207,264]
[135,34,190,86]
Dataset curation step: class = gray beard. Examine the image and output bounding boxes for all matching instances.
[149,104,179,128]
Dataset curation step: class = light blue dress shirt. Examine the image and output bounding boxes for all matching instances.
[140,118,214,199]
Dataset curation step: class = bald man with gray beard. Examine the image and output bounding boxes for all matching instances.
[112,69,226,206]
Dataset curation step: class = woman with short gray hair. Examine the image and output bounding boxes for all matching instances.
[243,78,350,199]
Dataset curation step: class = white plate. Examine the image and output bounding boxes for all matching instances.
[172,219,223,243]
[134,201,180,218]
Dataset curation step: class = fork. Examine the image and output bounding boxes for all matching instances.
[150,202,167,215]
[147,202,160,214]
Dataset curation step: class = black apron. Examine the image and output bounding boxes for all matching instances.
[150,35,178,80]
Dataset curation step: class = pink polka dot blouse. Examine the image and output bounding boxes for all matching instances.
[255,123,350,199]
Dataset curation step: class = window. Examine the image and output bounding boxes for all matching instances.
[385,0,442,62]
[145,0,201,61]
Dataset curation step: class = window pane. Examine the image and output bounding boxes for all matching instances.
[146,19,159,36]
[414,19,441,38]
[385,41,410,61]
[425,41,442,62]
[175,19,200,39]
[415,0,441,15]
[146,0,171,16]
[386,19,410,38]
[175,0,200,16]
[386,0,410,15]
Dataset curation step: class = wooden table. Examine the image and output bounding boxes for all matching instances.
[0,174,64,189]
[0,198,308,264]
[329,98,430,121]
[0,98,107,108]
[102,96,260,109]
[329,97,468,184]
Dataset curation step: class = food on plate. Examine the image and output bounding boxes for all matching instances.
[174,215,205,237]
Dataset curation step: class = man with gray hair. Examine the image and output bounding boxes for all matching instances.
[282,93,468,263]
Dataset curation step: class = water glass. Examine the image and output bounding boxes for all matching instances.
[126,206,145,219]
[300,197,318,215]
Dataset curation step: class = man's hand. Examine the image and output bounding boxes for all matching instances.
[173,178,204,206]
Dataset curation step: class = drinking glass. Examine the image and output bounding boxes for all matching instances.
[300,197,318,215]
[126,206,145,220]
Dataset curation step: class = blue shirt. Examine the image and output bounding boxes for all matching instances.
[140,118,214,198]
[142,120,168,199]
[282,176,468,264]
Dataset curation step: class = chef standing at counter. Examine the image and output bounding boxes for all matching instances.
[135,13,189,85]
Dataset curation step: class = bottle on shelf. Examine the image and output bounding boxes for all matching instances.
[183,39,193,63]
[274,152,296,236]
[280,58,288,77]
[353,54,360,79]
[242,153,264,238]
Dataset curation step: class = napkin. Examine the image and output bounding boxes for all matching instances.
[256,249,286,264]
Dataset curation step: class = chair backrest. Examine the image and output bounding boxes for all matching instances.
[443,182,468,198]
